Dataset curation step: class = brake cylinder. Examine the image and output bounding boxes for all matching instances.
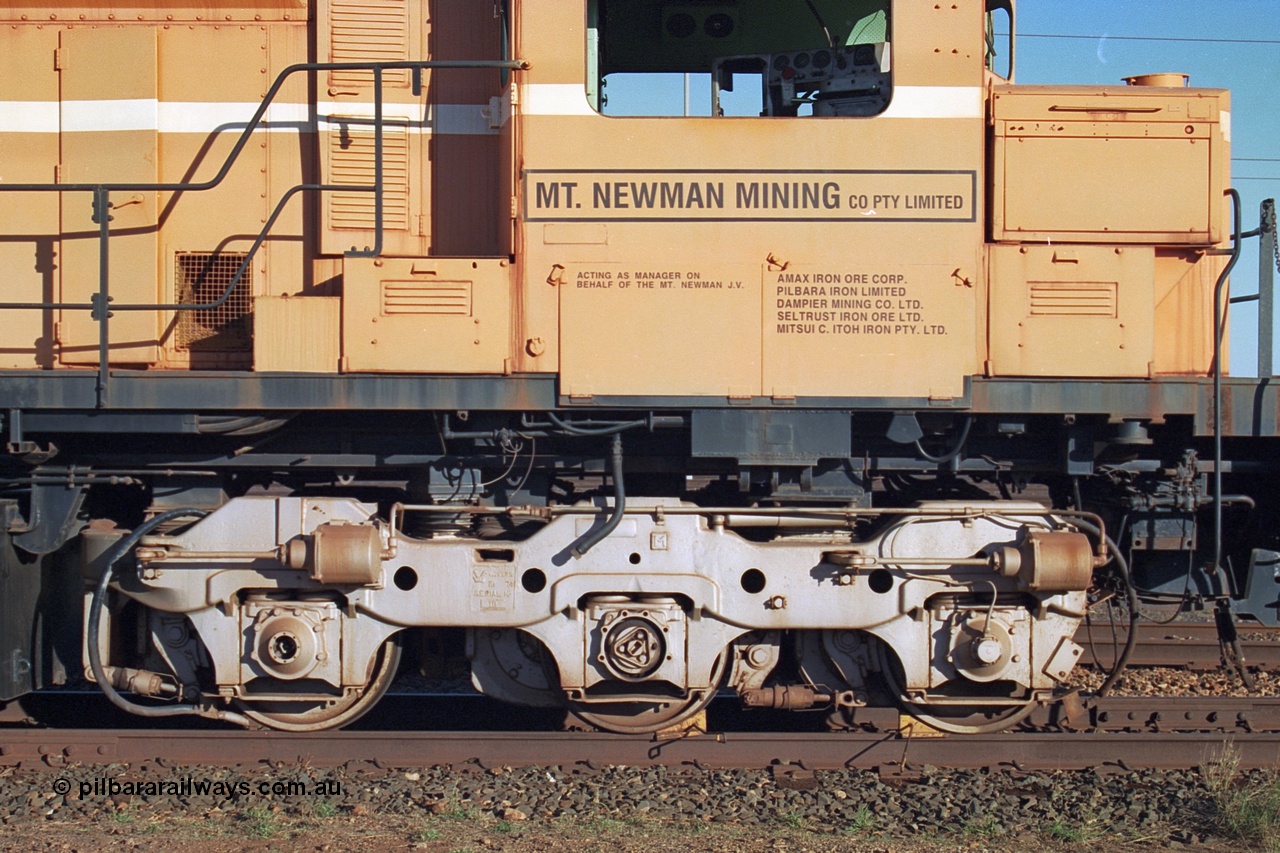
[994,529,1094,591]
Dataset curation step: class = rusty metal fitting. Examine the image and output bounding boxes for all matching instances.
[100,666,174,698]
[282,523,383,586]
[249,609,325,680]
[994,529,1094,591]
[824,550,875,568]
[80,520,128,581]
[740,685,832,710]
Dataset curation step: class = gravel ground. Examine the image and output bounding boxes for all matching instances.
[1070,665,1278,697]
[0,760,1262,852]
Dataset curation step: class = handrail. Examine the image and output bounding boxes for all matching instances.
[0,59,528,407]
[1212,189,1242,585]
[1226,198,1277,378]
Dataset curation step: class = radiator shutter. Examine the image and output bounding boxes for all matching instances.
[328,119,411,232]
[329,0,409,88]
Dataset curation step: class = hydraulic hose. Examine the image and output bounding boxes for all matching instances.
[87,507,254,727]
[569,433,624,558]
[914,416,973,464]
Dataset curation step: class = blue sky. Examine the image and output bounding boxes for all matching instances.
[604,2,1280,375]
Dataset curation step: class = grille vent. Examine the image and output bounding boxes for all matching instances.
[329,0,409,88]
[1028,282,1117,318]
[174,252,253,351]
[381,280,472,316]
[329,119,410,231]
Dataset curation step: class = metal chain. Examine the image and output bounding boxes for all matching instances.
[1266,199,1280,276]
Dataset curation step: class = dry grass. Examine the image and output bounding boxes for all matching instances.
[1203,745,1280,851]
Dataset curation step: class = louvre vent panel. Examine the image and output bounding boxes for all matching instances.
[1028,282,1118,318]
[174,252,253,351]
[329,0,409,86]
[381,281,472,316]
[329,122,410,231]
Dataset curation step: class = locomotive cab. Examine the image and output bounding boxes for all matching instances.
[588,0,893,118]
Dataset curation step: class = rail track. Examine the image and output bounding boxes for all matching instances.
[0,724,1276,773]
[4,696,1280,772]
[2,621,1277,773]
[1075,621,1280,670]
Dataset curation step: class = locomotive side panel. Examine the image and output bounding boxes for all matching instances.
[0,0,509,374]
[519,0,984,400]
[0,28,61,369]
[0,2,306,369]
[56,27,162,367]
[316,0,429,258]
[987,82,1229,378]
[423,0,506,257]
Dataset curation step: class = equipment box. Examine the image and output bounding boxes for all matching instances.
[988,243,1155,377]
[990,85,1228,245]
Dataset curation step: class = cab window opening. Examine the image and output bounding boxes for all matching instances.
[587,1,892,118]
[985,0,1014,81]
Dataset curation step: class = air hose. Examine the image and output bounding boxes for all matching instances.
[1071,517,1138,697]
[569,433,625,558]
[87,507,254,727]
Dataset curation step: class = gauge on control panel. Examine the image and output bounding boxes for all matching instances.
[711,42,890,118]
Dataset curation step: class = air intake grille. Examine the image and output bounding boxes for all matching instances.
[174,252,253,351]
[1028,282,1117,318]
[329,119,410,231]
[381,280,472,316]
[329,0,409,88]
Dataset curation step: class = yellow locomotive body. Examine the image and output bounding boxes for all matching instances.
[0,1,1273,734]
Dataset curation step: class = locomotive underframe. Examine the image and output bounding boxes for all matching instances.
[104,496,1089,724]
[3,387,1279,732]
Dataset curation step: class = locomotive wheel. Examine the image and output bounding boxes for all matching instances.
[566,652,728,735]
[875,640,1036,735]
[236,636,402,732]
[894,696,1038,735]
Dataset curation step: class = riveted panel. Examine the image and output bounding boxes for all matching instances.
[342,257,510,373]
[989,244,1155,377]
[991,85,1228,244]
[57,27,160,366]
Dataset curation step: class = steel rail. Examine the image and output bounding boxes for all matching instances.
[1076,621,1280,670]
[2,727,1278,771]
